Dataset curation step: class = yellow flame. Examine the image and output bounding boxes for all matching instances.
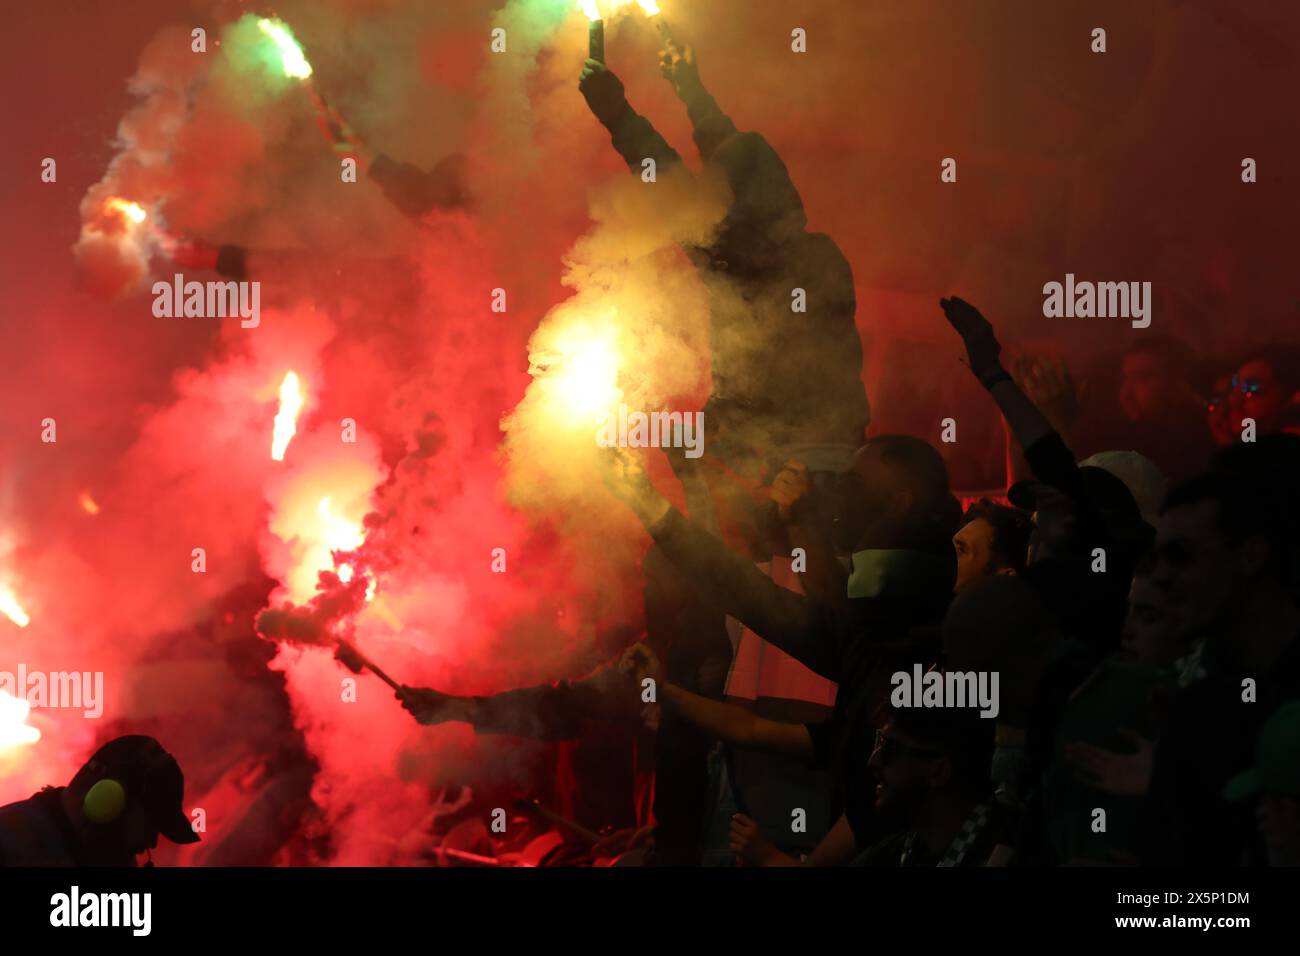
[0,691,41,749]
[638,0,662,15]
[78,491,100,516]
[271,372,305,461]
[0,589,30,628]
[105,197,147,224]
[579,0,602,21]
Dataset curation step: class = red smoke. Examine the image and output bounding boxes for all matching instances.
[2,0,1297,864]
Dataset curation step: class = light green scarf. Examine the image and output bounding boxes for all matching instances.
[845,549,952,600]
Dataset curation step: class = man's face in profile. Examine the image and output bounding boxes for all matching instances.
[953,517,997,592]
[1149,500,1236,643]
[869,720,942,818]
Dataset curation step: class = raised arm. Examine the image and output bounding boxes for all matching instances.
[602,449,845,681]
[659,40,737,161]
[579,59,683,174]
[939,297,1086,502]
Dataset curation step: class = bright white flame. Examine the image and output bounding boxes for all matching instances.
[535,337,623,427]
[258,18,313,79]
[0,691,40,748]
[579,0,601,22]
[105,197,147,224]
[271,372,305,461]
[0,589,30,628]
[318,497,365,553]
[638,0,662,15]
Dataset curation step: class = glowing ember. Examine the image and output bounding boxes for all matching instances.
[78,491,100,515]
[258,17,313,79]
[0,589,30,628]
[0,691,40,749]
[271,372,305,461]
[105,197,147,225]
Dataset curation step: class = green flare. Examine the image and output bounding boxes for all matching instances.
[258,17,313,79]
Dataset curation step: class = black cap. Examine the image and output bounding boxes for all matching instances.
[1008,466,1141,520]
[1008,466,1153,557]
[83,736,200,845]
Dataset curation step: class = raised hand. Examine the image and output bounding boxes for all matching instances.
[658,38,702,99]
[769,459,811,522]
[578,58,629,126]
[939,296,1003,380]
[618,641,663,687]
[1012,354,1080,430]
[600,446,671,527]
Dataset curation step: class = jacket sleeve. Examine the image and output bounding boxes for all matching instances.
[649,508,844,682]
[605,106,684,175]
[470,663,635,741]
[683,87,738,160]
[369,153,467,219]
[1023,432,1086,504]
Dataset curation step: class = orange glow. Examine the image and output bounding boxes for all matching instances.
[0,589,30,628]
[638,0,662,15]
[78,491,100,516]
[271,372,305,461]
[0,691,40,749]
[105,197,147,224]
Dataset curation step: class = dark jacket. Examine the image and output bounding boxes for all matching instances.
[649,507,952,844]
[0,788,81,866]
[601,94,870,455]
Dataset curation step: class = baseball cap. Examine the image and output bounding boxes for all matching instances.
[1223,701,1300,802]
[1008,466,1141,522]
[82,735,200,844]
[1079,450,1167,528]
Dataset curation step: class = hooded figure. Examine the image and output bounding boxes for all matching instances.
[580,48,871,864]
[581,56,870,477]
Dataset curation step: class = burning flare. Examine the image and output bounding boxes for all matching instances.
[318,497,365,554]
[271,372,305,461]
[105,197,147,225]
[258,17,313,79]
[0,588,30,628]
[0,691,40,749]
[79,491,100,516]
[529,329,624,428]
[578,0,602,21]
[638,1,662,15]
